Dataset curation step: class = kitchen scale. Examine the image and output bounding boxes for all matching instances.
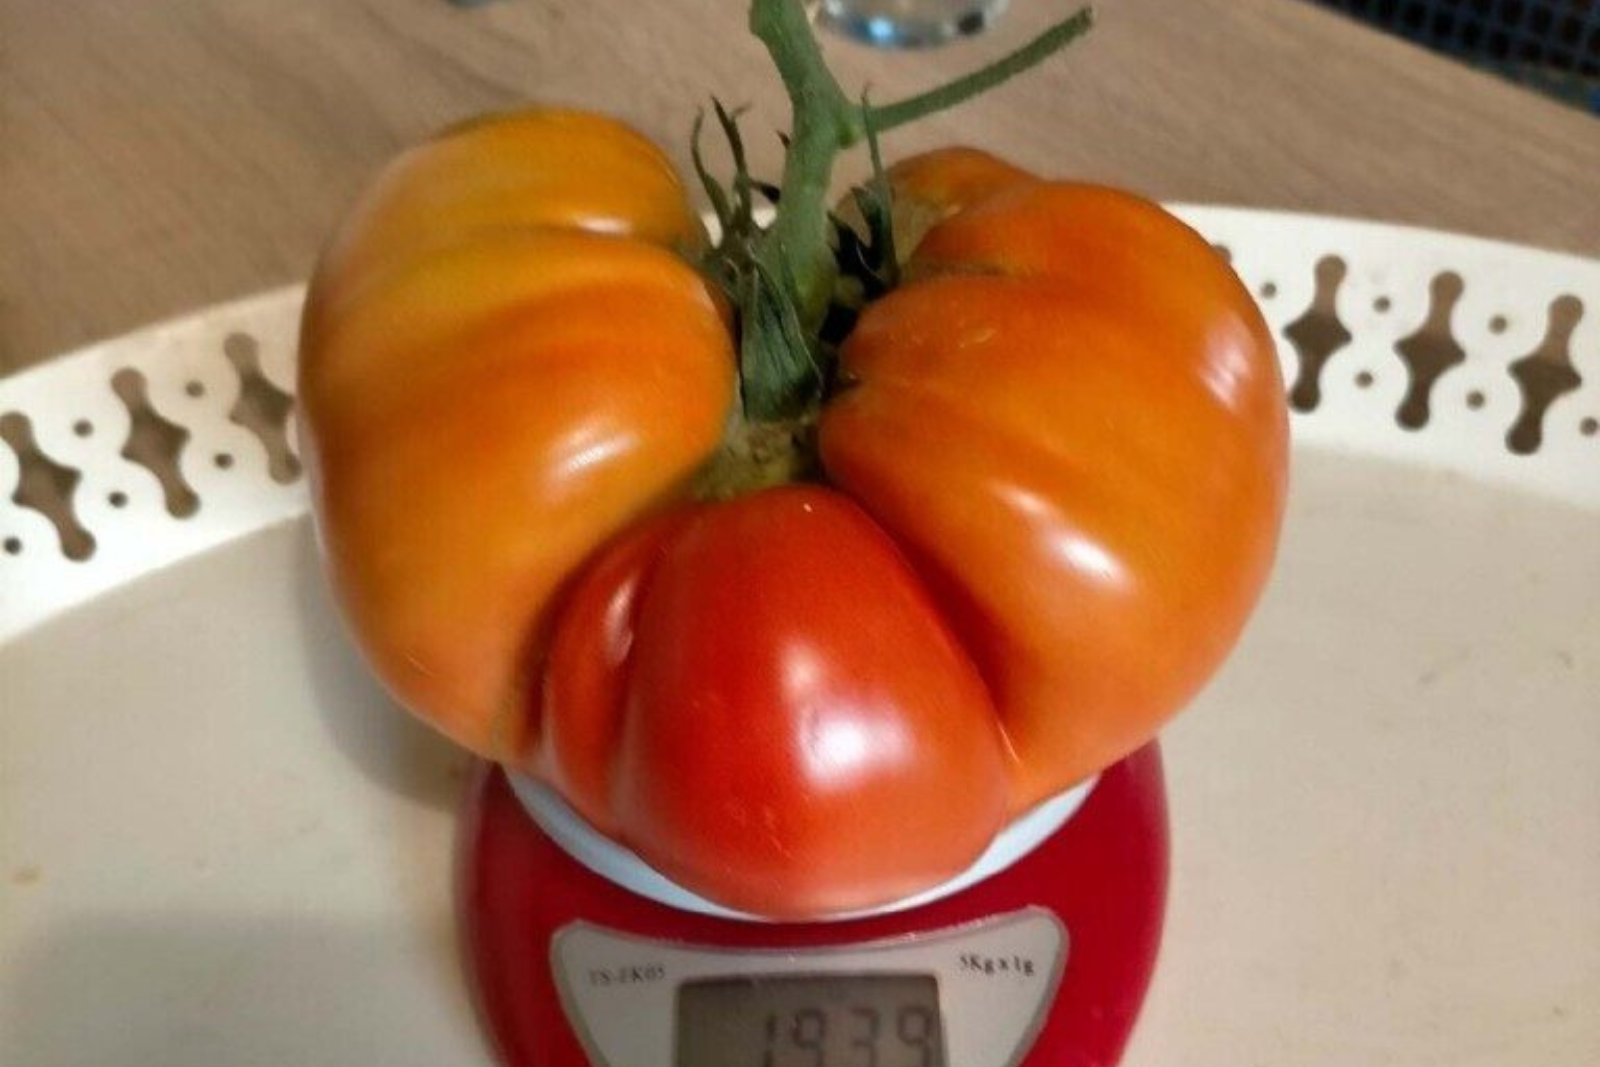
[459,745,1168,1067]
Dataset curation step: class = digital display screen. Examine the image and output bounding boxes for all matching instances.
[675,974,943,1067]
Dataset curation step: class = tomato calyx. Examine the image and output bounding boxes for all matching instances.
[691,411,820,501]
[695,0,1096,428]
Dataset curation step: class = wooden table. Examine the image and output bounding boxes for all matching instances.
[2,0,1597,375]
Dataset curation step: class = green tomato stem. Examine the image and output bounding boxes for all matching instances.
[748,0,863,339]
[736,0,1095,423]
[866,8,1095,133]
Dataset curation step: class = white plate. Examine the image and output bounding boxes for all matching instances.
[3,208,1597,1066]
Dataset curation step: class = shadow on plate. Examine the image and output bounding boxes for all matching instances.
[2,912,487,1065]
[291,523,468,813]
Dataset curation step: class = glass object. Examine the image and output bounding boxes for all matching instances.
[816,0,1012,48]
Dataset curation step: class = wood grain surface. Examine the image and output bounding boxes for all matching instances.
[2,0,1597,374]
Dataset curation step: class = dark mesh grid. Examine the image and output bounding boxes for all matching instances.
[1306,0,1600,112]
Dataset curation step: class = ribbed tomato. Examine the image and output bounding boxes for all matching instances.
[827,148,1287,810]
[300,111,735,759]
[299,2,1286,918]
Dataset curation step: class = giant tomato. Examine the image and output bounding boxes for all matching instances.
[301,61,1285,920]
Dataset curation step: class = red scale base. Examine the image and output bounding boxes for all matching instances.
[459,743,1169,1067]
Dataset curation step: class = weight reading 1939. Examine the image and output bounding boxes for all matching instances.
[676,974,945,1067]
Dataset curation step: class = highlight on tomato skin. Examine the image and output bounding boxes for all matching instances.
[538,485,1011,920]
[296,110,738,763]
[822,165,1288,812]
[536,511,696,841]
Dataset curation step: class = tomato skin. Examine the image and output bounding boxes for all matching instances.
[545,486,1009,919]
[305,109,702,336]
[538,512,692,838]
[298,111,735,758]
[875,147,1037,253]
[822,163,1288,810]
[302,111,1286,916]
